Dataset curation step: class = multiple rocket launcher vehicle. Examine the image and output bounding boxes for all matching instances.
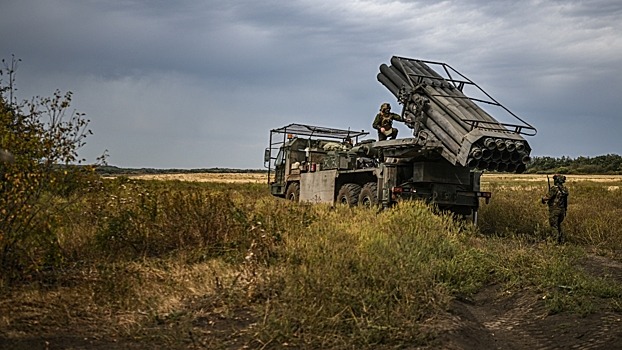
[265,56,536,218]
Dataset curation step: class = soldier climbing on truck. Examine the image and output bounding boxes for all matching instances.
[264,56,536,224]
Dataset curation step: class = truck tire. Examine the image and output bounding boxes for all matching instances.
[285,182,300,202]
[336,183,361,206]
[359,182,378,207]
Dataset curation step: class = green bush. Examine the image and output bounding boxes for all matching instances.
[0,57,101,284]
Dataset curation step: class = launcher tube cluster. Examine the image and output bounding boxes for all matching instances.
[377,56,536,173]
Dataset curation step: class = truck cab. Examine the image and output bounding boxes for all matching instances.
[264,123,369,202]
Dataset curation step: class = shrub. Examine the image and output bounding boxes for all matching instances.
[0,57,102,284]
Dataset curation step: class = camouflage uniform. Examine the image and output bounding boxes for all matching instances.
[541,174,569,243]
[372,103,403,141]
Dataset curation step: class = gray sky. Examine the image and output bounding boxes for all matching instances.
[1,0,621,169]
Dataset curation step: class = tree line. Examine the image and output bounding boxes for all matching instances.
[526,154,622,174]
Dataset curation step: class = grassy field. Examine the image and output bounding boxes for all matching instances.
[1,173,621,349]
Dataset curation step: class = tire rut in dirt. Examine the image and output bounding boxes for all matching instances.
[442,285,622,350]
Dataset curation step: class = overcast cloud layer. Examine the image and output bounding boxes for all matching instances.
[1,0,621,168]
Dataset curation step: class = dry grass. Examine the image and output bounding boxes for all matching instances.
[123,172,267,183]
[2,172,622,349]
[482,173,622,183]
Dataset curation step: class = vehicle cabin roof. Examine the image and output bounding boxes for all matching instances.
[271,123,368,141]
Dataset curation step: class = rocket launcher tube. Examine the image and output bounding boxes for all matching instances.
[495,139,506,151]
[520,153,531,164]
[484,138,497,150]
[422,110,463,152]
[399,58,498,124]
[377,73,400,96]
[439,87,488,123]
[467,157,479,167]
[469,147,483,160]
[515,141,525,152]
[422,88,471,130]
[443,87,499,124]
[379,64,409,90]
[501,151,511,162]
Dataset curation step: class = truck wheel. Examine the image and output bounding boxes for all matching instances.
[336,183,361,206]
[359,182,378,207]
[285,182,300,202]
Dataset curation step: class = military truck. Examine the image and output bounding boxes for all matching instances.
[264,57,536,222]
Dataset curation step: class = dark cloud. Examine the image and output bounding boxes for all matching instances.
[1,0,620,168]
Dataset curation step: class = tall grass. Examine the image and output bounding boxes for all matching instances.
[2,175,622,348]
[256,202,476,348]
[479,177,622,249]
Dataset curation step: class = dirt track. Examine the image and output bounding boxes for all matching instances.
[420,253,622,350]
[4,254,619,350]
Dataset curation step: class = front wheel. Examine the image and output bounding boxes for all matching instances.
[285,182,300,202]
[336,183,361,207]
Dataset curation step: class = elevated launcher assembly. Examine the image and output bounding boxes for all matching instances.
[377,56,536,173]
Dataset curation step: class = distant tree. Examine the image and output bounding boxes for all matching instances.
[527,154,622,174]
[0,56,104,282]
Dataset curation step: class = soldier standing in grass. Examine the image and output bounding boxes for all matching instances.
[372,103,404,141]
[541,174,569,243]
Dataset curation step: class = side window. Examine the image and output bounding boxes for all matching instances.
[275,148,285,166]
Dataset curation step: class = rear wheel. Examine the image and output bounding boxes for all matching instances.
[359,182,378,208]
[285,182,300,202]
[336,183,361,206]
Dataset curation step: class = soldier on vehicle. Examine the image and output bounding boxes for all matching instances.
[541,174,569,243]
[372,103,404,141]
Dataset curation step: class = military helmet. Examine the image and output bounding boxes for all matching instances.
[553,174,566,184]
[380,102,391,111]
